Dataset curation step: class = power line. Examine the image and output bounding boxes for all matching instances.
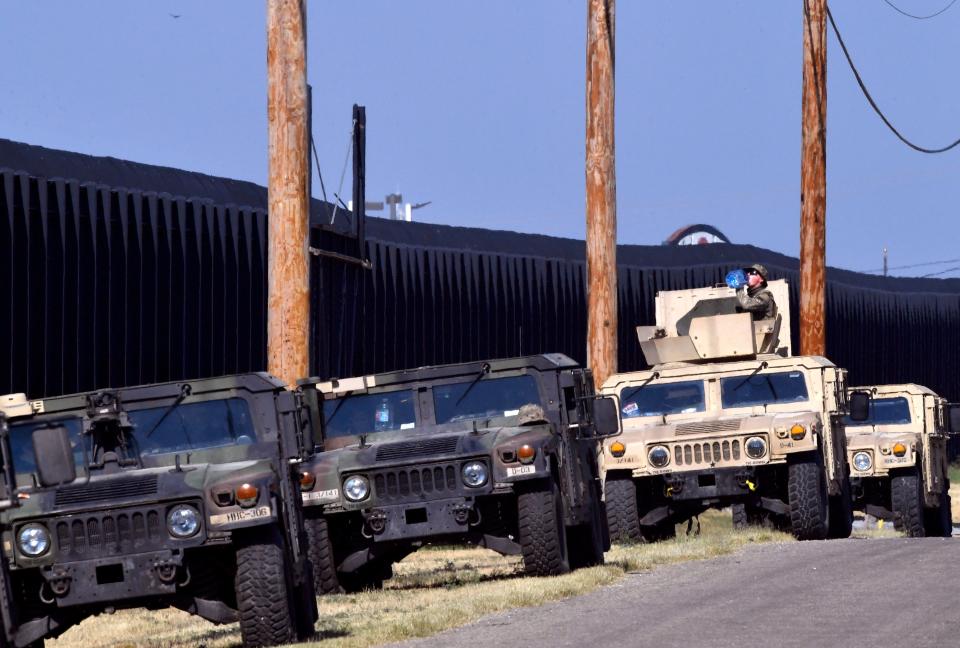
[881,0,958,20]
[827,6,960,153]
[921,264,960,277]
[862,256,960,273]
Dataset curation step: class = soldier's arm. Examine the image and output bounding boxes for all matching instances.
[736,287,771,314]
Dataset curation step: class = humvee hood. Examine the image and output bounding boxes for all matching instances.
[624,411,822,440]
[317,424,554,472]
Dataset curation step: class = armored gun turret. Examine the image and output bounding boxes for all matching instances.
[636,279,791,366]
[598,279,854,543]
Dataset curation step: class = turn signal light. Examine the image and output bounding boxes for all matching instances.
[235,483,259,508]
[610,441,626,458]
[300,472,316,491]
[517,444,536,464]
[790,424,806,441]
[892,442,907,457]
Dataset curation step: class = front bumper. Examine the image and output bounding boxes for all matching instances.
[37,549,185,607]
[359,496,486,542]
[659,467,760,503]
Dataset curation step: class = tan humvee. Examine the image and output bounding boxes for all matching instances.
[845,384,953,537]
[599,280,853,541]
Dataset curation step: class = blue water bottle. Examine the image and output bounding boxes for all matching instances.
[375,398,391,431]
[725,268,747,290]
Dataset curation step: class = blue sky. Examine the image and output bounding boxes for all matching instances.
[2,1,959,276]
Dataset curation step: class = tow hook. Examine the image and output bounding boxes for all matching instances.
[154,560,178,585]
[452,504,472,525]
[48,570,71,597]
[665,478,684,497]
[364,509,388,535]
[735,471,756,490]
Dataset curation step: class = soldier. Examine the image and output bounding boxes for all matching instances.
[736,263,777,321]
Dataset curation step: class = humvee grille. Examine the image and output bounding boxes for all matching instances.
[372,460,474,503]
[376,436,460,461]
[54,475,159,506]
[675,420,741,435]
[52,506,171,559]
[674,440,741,467]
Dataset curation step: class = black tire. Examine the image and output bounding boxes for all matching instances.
[891,468,925,537]
[340,561,391,593]
[234,527,296,648]
[787,454,829,541]
[517,479,570,576]
[923,484,953,538]
[604,476,642,543]
[828,477,854,539]
[731,501,766,530]
[643,518,677,542]
[304,515,342,595]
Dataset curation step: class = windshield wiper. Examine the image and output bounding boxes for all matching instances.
[455,362,491,406]
[621,371,660,404]
[145,384,192,438]
[764,375,779,403]
[731,361,768,392]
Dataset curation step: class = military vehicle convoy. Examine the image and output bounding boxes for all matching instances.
[296,354,620,593]
[0,374,317,648]
[600,280,854,541]
[844,384,957,537]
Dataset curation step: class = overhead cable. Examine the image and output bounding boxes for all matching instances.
[862,256,960,273]
[828,6,960,153]
[881,0,958,20]
[921,264,960,277]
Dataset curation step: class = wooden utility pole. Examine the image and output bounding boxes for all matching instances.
[586,0,617,386]
[800,0,827,356]
[267,0,310,386]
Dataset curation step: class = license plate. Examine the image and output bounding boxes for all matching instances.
[302,489,339,503]
[209,505,272,527]
[506,465,536,477]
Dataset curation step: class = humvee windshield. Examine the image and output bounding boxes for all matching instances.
[9,398,257,483]
[323,389,417,438]
[843,397,911,426]
[720,371,809,408]
[433,375,540,424]
[619,380,706,418]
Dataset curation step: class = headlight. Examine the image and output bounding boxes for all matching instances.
[853,451,872,472]
[609,441,626,458]
[18,524,50,557]
[892,442,907,457]
[790,424,806,440]
[648,445,670,468]
[167,505,200,538]
[745,437,767,459]
[462,461,488,487]
[343,475,370,502]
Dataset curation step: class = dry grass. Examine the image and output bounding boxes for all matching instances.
[50,510,789,648]
[950,464,960,523]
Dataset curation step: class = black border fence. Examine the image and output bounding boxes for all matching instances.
[4,138,960,403]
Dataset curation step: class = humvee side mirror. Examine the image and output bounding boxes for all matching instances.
[32,425,76,487]
[590,396,621,438]
[848,391,871,423]
[947,404,960,435]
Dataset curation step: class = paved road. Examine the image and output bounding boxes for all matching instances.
[399,538,959,648]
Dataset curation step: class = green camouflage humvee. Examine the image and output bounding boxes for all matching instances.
[845,384,956,537]
[296,355,620,593]
[0,374,317,648]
